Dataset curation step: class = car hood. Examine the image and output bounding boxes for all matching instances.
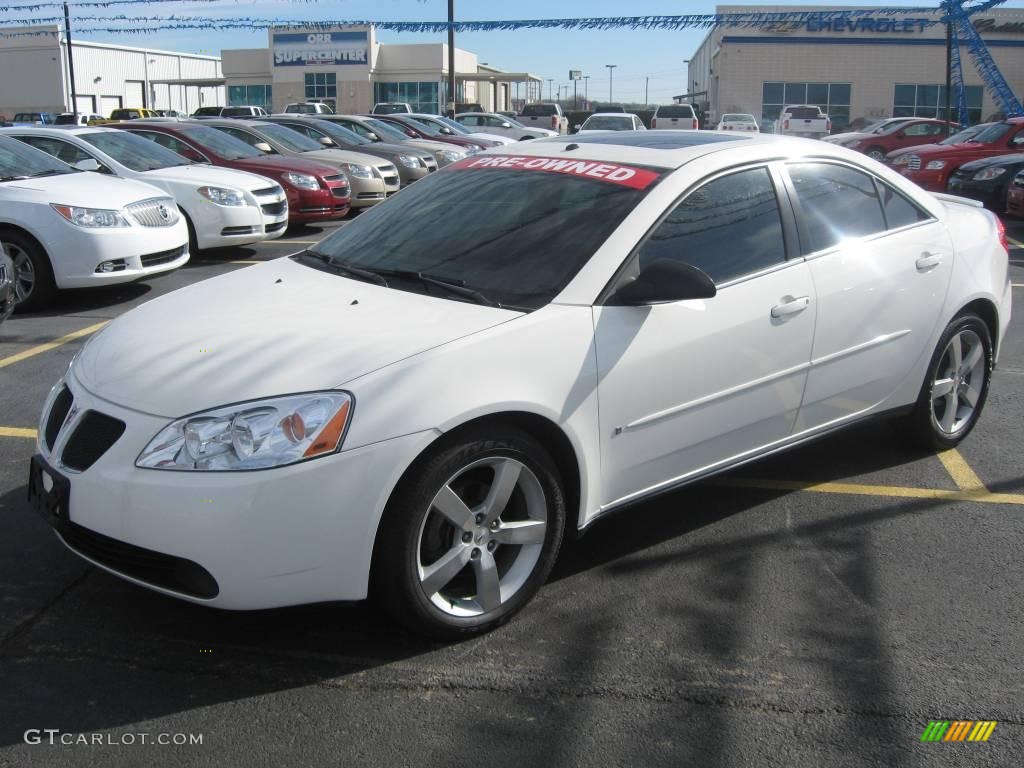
[902,142,987,159]
[958,153,1024,171]
[141,163,272,191]
[824,131,871,143]
[225,154,340,177]
[286,147,392,169]
[0,171,166,207]
[357,141,432,159]
[73,257,520,417]
[465,132,514,145]
[403,138,464,154]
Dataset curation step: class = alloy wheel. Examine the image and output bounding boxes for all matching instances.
[6,243,34,304]
[931,328,985,436]
[416,457,547,617]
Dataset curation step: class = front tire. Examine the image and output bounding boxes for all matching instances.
[373,426,566,639]
[0,230,56,312]
[906,313,993,450]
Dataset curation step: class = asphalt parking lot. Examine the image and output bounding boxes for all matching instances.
[1,218,1023,767]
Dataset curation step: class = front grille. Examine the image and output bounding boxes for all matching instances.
[422,157,438,170]
[61,410,125,471]
[265,220,287,233]
[331,186,349,198]
[44,386,73,450]
[140,244,187,268]
[356,192,385,200]
[908,155,922,171]
[323,174,346,184]
[126,198,180,227]
[260,201,286,216]
[252,186,280,197]
[61,522,219,599]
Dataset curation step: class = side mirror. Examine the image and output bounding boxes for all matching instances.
[73,158,101,172]
[366,132,379,141]
[254,142,274,154]
[609,259,717,306]
[319,136,336,146]
[501,122,512,129]
[1010,135,1024,147]
[440,127,454,134]
[573,124,582,130]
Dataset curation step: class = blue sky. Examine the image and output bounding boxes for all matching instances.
[5,0,1024,102]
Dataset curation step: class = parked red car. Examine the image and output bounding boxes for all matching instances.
[830,118,958,161]
[116,122,351,223]
[369,114,500,151]
[889,117,1024,192]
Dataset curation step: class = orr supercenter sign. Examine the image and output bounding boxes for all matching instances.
[273,31,368,67]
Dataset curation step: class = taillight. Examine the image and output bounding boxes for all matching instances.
[551,115,558,129]
[826,118,832,132]
[996,215,1009,252]
[651,117,656,128]
[692,118,698,129]
[783,119,790,130]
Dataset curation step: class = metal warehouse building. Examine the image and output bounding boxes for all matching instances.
[687,4,1024,130]
[222,25,541,115]
[0,25,224,118]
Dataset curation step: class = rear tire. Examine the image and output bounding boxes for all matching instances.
[0,230,56,312]
[372,426,566,639]
[904,313,992,450]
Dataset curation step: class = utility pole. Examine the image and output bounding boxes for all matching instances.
[447,0,455,116]
[63,1,78,118]
[606,64,616,105]
[584,75,590,107]
[645,76,649,107]
[573,79,578,110]
[945,9,953,131]
[547,78,553,101]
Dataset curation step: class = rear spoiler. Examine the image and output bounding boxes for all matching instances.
[932,191,984,208]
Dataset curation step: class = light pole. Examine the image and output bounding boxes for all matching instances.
[583,75,590,106]
[605,64,616,105]
[547,78,553,101]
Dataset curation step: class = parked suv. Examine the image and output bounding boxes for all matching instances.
[11,112,57,126]
[284,103,335,115]
[371,103,413,115]
[650,104,698,130]
[117,121,351,224]
[0,134,188,310]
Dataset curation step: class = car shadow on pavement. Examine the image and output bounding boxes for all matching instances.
[15,283,153,318]
[0,419,958,757]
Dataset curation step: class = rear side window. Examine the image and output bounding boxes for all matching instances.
[876,181,930,230]
[655,105,695,119]
[638,167,787,284]
[521,104,557,117]
[788,163,886,252]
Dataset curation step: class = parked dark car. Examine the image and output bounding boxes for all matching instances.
[946,153,1024,211]
[115,121,351,224]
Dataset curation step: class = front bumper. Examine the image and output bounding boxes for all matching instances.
[945,177,1004,209]
[33,373,438,609]
[41,216,190,290]
[290,185,350,223]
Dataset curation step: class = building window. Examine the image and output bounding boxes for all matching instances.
[228,85,271,108]
[373,81,440,114]
[305,72,338,102]
[762,82,851,131]
[893,84,983,125]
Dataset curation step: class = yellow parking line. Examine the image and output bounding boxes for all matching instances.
[717,477,1024,506]
[0,321,108,369]
[0,427,37,438]
[938,449,986,492]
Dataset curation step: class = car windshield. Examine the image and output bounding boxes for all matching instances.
[297,161,664,310]
[397,118,440,136]
[941,125,985,144]
[181,125,263,160]
[970,123,1012,143]
[317,120,371,144]
[432,116,474,135]
[582,116,634,131]
[253,123,323,152]
[0,135,78,180]
[80,130,192,171]
[364,118,414,143]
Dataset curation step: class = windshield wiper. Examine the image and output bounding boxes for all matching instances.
[0,174,30,181]
[293,251,389,286]
[30,169,69,178]
[359,267,498,307]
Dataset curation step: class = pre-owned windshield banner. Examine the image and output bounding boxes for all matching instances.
[450,155,661,190]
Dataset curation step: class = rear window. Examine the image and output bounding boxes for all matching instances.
[655,105,695,119]
[785,107,825,119]
[374,104,411,114]
[13,113,39,122]
[221,107,253,117]
[193,107,222,117]
[520,104,558,117]
[301,158,664,310]
[54,114,78,125]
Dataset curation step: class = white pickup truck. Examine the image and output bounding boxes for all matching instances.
[776,105,831,139]
[517,103,569,135]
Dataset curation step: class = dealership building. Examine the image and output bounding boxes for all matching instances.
[222,26,541,114]
[0,25,224,117]
[686,4,1024,129]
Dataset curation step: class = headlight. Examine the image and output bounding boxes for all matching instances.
[973,167,1007,181]
[465,144,482,152]
[925,160,947,170]
[50,204,129,228]
[343,163,373,179]
[197,186,247,206]
[136,392,353,471]
[398,155,421,168]
[439,149,465,164]
[282,172,320,190]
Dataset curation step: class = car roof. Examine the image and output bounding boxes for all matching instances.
[0,125,116,136]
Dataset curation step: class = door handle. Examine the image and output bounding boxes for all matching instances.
[770,296,810,318]
[916,253,943,271]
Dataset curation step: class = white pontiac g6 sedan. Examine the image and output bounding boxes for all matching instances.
[28,131,1012,637]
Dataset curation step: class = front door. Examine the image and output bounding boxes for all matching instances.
[594,164,817,508]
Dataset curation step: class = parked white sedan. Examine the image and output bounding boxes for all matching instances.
[576,113,647,133]
[716,113,760,132]
[455,112,557,141]
[0,135,188,310]
[0,126,288,251]
[29,132,1011,638]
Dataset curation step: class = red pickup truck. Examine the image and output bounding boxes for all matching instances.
[889,117,1024,192]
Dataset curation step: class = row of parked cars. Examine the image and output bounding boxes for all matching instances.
[0,111,534,314]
